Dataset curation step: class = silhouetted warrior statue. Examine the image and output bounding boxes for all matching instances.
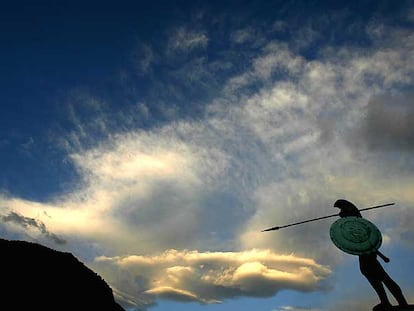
[334,199,409,311]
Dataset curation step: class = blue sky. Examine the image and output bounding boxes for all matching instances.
[1,1,414,310]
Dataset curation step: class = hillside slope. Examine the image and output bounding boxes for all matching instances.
[1,238,125,310]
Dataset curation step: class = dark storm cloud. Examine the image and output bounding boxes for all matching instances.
[348,93,414,151]
[1,211,66,244]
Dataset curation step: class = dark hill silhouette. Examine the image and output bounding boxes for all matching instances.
[1,238,125,310]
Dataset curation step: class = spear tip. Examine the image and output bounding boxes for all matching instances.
[262,226,280,232]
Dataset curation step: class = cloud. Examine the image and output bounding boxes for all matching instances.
[230,27,257,44]
[1,128,235,255]
[347,93,414,151]
[92,249,331,308]
[167,26,208,53]
[230,26,266,47]
[53,88,111,151]
[1,210,66,244]
[132,44,154,75]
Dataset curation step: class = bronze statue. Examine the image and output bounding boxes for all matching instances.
[262,199,412,311]
[333,199,408,311]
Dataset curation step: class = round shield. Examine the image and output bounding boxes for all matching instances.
[329,217,382,255]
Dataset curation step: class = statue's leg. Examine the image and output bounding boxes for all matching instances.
[382,274,408,306]
[365,276,392,306]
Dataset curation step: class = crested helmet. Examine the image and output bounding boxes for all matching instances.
[334,199,362,218]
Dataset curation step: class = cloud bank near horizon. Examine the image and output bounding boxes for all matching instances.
[93,249,331,308]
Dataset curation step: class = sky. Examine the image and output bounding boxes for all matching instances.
[1,1,414,310]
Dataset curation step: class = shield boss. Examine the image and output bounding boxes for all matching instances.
[330,216,382,255]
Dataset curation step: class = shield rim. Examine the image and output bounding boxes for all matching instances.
[330,216,382,255]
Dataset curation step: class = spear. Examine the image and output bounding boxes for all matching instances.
[261,202,395,232]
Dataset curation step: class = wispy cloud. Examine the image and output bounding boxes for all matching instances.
[167,26,208,53]
[1,210,66,244]
[132,44,155,75]
[230,27,256,44]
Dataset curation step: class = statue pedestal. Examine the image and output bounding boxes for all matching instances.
[387,305,414,311]
[373,304,414,311]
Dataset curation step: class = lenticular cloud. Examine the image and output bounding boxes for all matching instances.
[92,249,331,308]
